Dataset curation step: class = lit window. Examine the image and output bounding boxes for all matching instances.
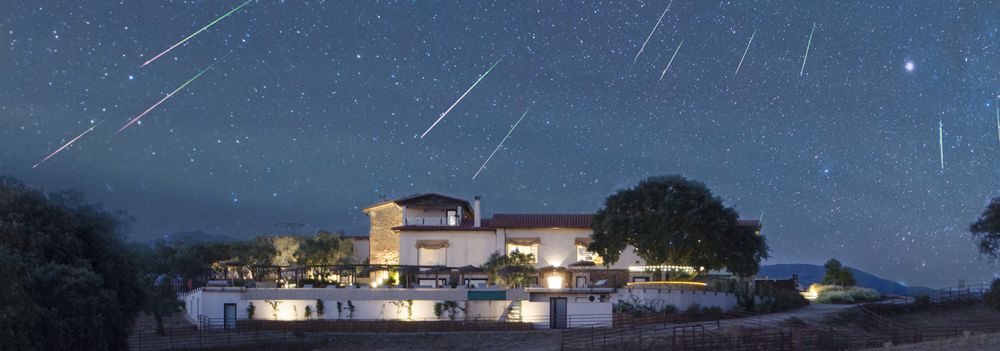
[418,247,447,266]
[446,210,458,226]
[506,244,538,263]
[576,245,604,265]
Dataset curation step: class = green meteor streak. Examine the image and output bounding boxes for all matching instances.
[118,61,220,133]
[800,22,816,77]
[141,0,252,68]
[420,56,504,139]
[735,29,756,76]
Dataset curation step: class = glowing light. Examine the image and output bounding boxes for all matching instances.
[546,275,564,289]
[905,61,915,72]
[626,281,707,287]
[628,265,698,273]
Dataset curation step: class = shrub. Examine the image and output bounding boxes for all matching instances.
[661,304,678,314]
[316,299,324,317]
[304,305,313,319]
[814,286,879,304]
[246,302,255,320]
[986,279,1000,311]
[758,289,809,312]
[685,303,703,316]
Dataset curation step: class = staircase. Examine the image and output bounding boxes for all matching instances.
[499,300,523,322]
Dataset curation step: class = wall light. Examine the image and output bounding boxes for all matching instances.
[546,275,564,289]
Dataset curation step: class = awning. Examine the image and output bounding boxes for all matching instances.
[506,237,541,246]
[574,237,593,246]
[415,239,450,249]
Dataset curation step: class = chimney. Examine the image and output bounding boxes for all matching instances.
[473,196,481,227]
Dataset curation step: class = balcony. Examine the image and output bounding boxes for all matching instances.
[404,216,459,226]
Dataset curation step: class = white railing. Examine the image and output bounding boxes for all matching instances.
[404,216,456,226]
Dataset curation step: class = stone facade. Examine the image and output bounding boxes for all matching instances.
[364,202,403,265]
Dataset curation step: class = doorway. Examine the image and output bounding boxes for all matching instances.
[549,297,567,329]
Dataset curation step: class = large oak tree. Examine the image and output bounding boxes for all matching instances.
[588,175,769,277]
[970,198,1000,259]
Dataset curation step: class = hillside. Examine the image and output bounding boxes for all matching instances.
[758,263,937,296]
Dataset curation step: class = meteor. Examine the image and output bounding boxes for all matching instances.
[419,57,503,139]
[118,61,219,133]
[472,106,531,180]
[659,39,684,81]
[633,1,673,63]
[140,0,252,68]
[939,118,945,171]
[735,29,756,76]
[33,121,103,169]
[800,22,816,77]
[996,105,999,143]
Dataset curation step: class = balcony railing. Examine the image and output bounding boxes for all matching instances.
[404,216,458,226]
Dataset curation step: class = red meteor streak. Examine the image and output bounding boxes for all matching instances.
[33,121,102,169]
[117,61,218,133]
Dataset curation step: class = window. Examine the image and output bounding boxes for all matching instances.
[506,243,538,263]
[446,210,458,226]
[418,247,447,266]
[576,245,604,265]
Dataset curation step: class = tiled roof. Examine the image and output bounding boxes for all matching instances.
[391,219,494,231]
[489,213,593,228]
[392,214,762,231]
[363,192,471,211]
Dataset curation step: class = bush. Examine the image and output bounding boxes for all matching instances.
[914,294,932,307]
[986,279,1000,311]
[757,290,809,313]
[685,303,703,316]
[246,302,255,320]
[814,285,880,304]
[661,304,678,314]
[702,306,723,316]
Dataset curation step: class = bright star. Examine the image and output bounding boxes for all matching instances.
[905,61,915,72]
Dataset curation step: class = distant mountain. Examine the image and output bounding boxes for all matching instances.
[149,230,237,246]
[758,263,938,296]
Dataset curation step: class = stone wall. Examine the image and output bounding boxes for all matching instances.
[366,203,402,265]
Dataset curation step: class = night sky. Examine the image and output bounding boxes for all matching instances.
[3,1,999,287]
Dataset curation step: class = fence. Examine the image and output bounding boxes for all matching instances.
[130,317,534,351]
[560,283,998,350]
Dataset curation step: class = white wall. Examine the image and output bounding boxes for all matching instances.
[399,230,497,267]
[615,288,740,311]
[521,301,613,328]
[351,239,370,264]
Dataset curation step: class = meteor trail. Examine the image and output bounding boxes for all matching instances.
[800,22,816,77]
[419,57,503,139]
[140,0,252,68]
[33,121,103,169]
[118,61,219,133]
[939,118,945,171]
[735,29,756,76]
[633,1,672,63]
[472,106,531,180]
[995,105,999,143]
[659,39,684,81]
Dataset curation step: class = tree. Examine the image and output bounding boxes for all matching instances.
[822,259,856,287]
[822,259,843,285]
[294,230,353,266]
[970,198,1000,259]
[480,251,537,288]
[588,175,769,277]
[0,177,144,350]
[142,278,182,336]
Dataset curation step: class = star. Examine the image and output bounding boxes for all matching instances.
[905,61,915,72]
